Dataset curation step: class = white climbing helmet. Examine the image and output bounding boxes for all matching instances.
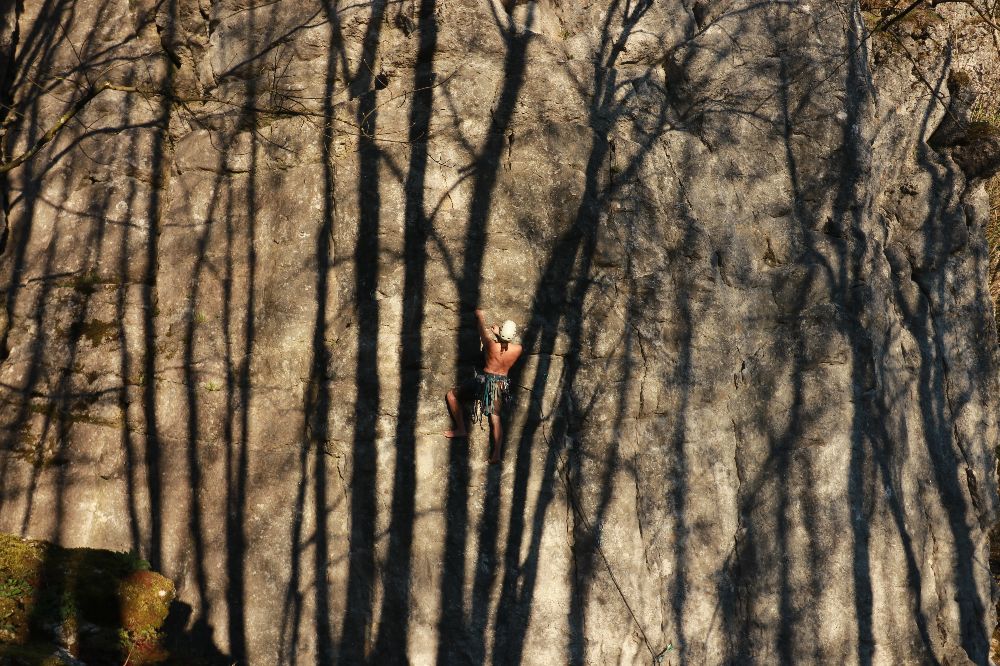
[499,320,517,342]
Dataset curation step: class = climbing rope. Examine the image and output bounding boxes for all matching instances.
[559,442,672,663]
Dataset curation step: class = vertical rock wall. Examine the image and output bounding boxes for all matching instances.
[0,0,997,664]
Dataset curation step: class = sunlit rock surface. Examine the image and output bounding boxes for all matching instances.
[0,1,998,663]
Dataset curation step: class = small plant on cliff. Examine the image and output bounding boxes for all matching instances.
[0,534,41,645]
[0,577,32,643]
[971,91,1000,129]
[0,578,30,600]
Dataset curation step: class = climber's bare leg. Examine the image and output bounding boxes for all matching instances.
[445,389,467,438]
[488,412,503,464]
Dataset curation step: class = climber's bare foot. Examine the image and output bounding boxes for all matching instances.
[488,455,500,465]
[444,429,467,438]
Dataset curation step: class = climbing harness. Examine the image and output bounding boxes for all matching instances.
[474,371,510,425]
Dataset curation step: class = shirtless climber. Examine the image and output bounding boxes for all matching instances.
[445,308,523,464]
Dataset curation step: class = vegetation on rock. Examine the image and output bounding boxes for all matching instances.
[0,533,174,665]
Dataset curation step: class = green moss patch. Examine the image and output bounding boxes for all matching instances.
[27,401,120,433]
[988,177,1000,333]
[963,121,1000,144]
[861,0,942,34]
[67,319,117,347]
[0,535,43,646]
[986,176,1000,251]
[0,533,174,665]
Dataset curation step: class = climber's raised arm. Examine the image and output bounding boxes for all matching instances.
[475,308,496,347]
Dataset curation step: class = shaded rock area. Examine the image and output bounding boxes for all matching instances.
[0,0,999,664]
[0,532,174,665]
[990,176,1000,322]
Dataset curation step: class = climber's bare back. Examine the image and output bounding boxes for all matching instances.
[483,336,522,376]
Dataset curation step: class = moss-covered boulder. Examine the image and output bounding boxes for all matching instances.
[0,533,174,665]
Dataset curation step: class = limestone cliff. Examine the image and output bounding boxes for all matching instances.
[0,0,998,664]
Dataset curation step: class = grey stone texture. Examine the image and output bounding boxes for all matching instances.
[0,0,998,664]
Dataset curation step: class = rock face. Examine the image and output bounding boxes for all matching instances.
[0,0,998,664]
